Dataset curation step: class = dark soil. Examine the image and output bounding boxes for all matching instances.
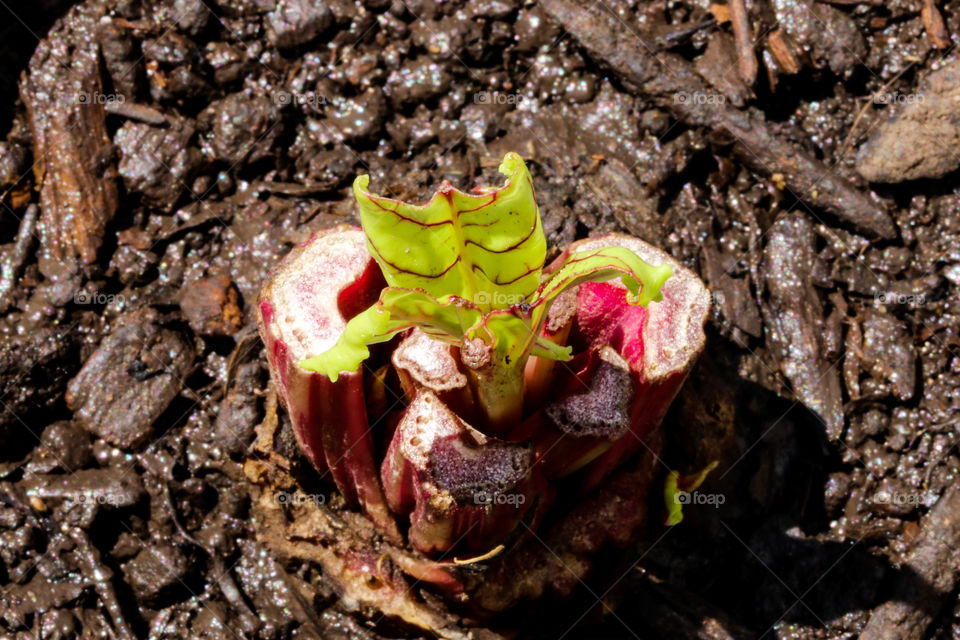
[2,0,960,638]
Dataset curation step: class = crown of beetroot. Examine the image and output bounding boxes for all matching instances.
[300,152,672,429]
[256,153,711,622]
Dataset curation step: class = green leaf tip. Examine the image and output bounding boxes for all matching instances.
[300,288,478,382]
[300,153,674,382]
[352,150,545,311]
[664,471,684,526]
[663,461,719,526]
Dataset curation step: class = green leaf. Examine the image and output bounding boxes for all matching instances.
[664,471,684,526]
[538,246,673,309]
[467,309,540,370]
[300,288,480,381]
[662,462,719,526]
[517,246,674,361]
[353,152,546,311]
[300,153,674,390]
[530,336,574,361]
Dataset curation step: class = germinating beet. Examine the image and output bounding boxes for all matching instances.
[257,153,709,628]
[9,0,952,635]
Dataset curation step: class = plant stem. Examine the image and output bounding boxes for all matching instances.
[468,360,525,435]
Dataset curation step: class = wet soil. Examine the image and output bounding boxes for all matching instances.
[2,0,960,638]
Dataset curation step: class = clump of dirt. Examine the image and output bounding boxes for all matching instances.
[2,0,960,637]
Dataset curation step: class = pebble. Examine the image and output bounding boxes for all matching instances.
[179,272,244,337]
[857,59,960,182]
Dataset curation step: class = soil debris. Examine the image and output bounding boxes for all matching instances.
[761,213,844,439]
[540,0,898,240]
[857,58,960,183]
[66,308,195,449]
[860,486,960,639]
[114,118,201,213]
[1,0,960,636]
[179,271,244,337]
[20,2,119,282]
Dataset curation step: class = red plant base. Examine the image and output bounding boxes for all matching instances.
[254,225,709,631]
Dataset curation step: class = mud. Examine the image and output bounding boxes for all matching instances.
[1,0,960,637]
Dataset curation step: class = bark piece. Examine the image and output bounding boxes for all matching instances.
[0,203,38,313]
[265,0,332,49]
[114,119,201,213]
[20,4,119,280]
[772,0,867,77]
[696,32,752,107]
[123,544,192,607]
[199,91,281,165]
[25,421,92,474]
[0,326,82,445]
[857,59,960,183]
[21,467,145,510]
[860,308,916,401]
[860,486,960,639]
[66,309,195,449]
[539,0,896,239]
[179,271,244,337]
[761,213,844,438]
[728,0,757,86]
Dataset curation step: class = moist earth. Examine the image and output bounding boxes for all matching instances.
[1,0,960,638]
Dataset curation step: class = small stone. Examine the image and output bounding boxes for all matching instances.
[324,88,387,143]
[265,0,332,49]
[123,544,191,607]
[857,59,960,182]
[199,91,281,165]
[26,421,92,474]
[114,119,201,213]
[384,58,453,108]
[213,362,262,455]
[66,309,195,449]
[179,272,244,337]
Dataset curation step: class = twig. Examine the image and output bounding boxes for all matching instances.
[860,486,960,639]
[104,100,170,126]
[0,204,38,313]
[921,0,950,50]
[729,0,758,86]
[840,62,916,157]
[539,0,897,239]
[70,528,138,640]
